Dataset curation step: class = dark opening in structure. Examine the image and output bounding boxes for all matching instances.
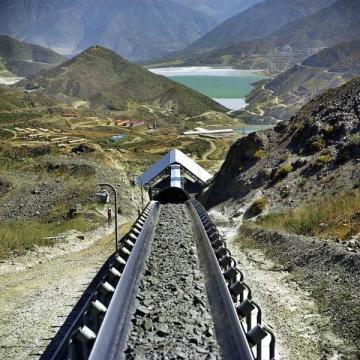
[154,187,190,204]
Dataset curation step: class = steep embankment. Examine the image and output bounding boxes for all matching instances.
[202,77,360,212]
[17,46,225,116]
[202,76,360,359]
[0,35,65,77]
[245,40,360,121]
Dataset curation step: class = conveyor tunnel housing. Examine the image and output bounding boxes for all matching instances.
[153,187,190,204]
[137,149,212,204]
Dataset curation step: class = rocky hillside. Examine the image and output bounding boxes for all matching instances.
[173,0,263,22]
[17,46,225,116]
[0,35,65,77]
[303,44,360,72]
[181,0,335,55]
[184,0,360,72]
[245,40,360,121]
[201,77,360,212]
[0,0,216,61]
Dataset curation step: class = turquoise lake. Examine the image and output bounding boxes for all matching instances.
[150,67,268,110]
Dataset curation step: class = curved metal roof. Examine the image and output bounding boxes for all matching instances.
[137,149,212,186]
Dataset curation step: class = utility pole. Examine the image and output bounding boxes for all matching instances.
[97,183,119,252]
[138,175,144,209]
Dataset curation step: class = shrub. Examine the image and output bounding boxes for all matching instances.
[349,133,360,146]
[248,197,268,217]
[306,135,325,152]
[272,163,293,181]
[253,149,266,160]
[315,154,333,168]
[323,125,334,135]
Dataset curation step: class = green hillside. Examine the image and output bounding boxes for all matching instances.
[19,46,225,116]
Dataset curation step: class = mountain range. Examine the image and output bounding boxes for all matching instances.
[181,0,336,55]
[179,0,360,72]
[0,0,219,61]
[17,46,225,116]
[0,35,65,77]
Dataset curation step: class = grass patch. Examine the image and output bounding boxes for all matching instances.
[258,190,360,240]
[206,139,229,161]
[0,111,42,123]
[0,215,101,259]
[181,139,211,158]
[0,129,13,140]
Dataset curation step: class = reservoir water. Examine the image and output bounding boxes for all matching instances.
[150,67,268,111]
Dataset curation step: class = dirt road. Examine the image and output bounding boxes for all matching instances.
[0,223,130,360]
[212,214,350,360]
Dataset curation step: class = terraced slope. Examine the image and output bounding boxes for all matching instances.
[245,40,360,121]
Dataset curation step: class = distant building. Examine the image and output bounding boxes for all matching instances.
[114,119,145,127]
[111,135,124,142]
[183,127,234,136]
[61,113,78,118]
[114,120,130,126]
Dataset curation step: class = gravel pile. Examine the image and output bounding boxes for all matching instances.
[126,204,220,359]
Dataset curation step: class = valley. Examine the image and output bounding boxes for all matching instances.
[150,66,268,111]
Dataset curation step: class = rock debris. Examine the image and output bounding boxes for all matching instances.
[126,204,220,359]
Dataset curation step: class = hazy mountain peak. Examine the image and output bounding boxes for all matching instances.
[0,0,217,61]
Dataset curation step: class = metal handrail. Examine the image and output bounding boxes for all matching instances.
[187,201,254,360]
[89,202,160,360]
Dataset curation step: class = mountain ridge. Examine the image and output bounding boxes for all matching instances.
[172,0,263,22]
[0,35,66,77]
[202,76,360,209]
[181,0,336,56]
[178,0,360,72]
